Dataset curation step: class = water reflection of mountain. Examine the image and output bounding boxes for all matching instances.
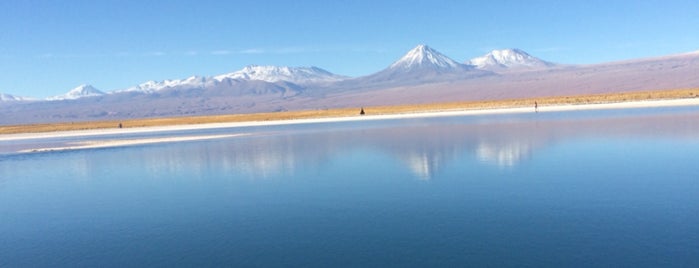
[475,141,533,167]
[403,151,443,180]
[38,108,699,181]
[172,110,699,180]
[368,121,548,176]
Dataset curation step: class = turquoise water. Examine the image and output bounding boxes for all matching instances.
[2,107,699,267]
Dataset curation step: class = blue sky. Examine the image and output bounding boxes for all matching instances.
[2,0,698,98]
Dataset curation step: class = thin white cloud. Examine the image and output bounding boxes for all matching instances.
[239,48,265,54]
[146,51,166,57]
[34,51,179,59]
[30,46,322,60]
[35,53,85,59]
[211,47,309,55]
[271,47,307,54]
[211,50,232,55]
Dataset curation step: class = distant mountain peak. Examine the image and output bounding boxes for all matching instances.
[468,48,554,70]
[356,45,488,86]
[115,76,213,94]
[0,93,33,102]
[389,44,463,70]
[47,84,105,101]
[214,65,346,84]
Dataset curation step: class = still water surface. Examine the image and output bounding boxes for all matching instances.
[2,107,699,267]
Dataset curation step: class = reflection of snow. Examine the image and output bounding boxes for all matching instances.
[133,137,299,180]
[396,143,461,180]
[233,146,296,178]
[476,141,531,167]
[405,152,440,181]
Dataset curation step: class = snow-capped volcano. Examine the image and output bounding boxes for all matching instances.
[214,65,346,84]
[47,84,105,101]
[389,44,465,71]
[468,49,554,70]
[355,44,488,85]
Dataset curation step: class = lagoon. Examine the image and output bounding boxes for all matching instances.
[2,107,699,267]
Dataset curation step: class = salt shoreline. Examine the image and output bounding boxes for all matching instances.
[2,98,699,142]
[16,134,245,153]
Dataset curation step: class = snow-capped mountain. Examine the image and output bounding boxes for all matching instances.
[388,44,466,71]
[468,49,554,71]
[214,65,346,84]
[113,66,344,95]
[356,44,488,85]
[0,93,32,102]
[4,45,699,125]
[115,76,213,94]
[47,84,105,101]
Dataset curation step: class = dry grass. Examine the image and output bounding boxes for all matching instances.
[2,88,697,135]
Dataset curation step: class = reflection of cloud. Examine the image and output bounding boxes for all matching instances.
[475,141,532,167]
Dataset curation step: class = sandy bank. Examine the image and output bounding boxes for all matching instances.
[2,98,699,142]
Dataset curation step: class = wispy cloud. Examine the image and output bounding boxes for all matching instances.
[209,47,311,56]
[35,53,87,59]
[31,46,323,60]
[270,47,308,54]
[146,51,166,57]
[211,50,233,55]
[34,51,171,59]
[239,48,265,54]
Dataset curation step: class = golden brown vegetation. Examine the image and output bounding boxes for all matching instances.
[1,88,697,135]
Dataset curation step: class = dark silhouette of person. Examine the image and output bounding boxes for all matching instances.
[534,101,538,113]
[360,108,365,115]
[118,123,123,128]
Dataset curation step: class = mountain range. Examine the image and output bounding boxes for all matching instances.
[0,45,535,101]
[2,45,699,124]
